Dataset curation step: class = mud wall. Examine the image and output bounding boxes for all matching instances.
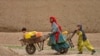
[0,0,100,32]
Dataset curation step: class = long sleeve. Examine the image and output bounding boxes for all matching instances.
[51,22,58,34]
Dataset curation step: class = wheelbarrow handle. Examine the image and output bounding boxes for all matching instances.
[68,39,74,48]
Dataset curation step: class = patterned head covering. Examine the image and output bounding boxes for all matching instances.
[50,16,62,31]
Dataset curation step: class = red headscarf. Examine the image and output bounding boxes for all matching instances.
[50,16,62,32]
[50,16,62,42]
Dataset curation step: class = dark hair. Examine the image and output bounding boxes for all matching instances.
[77,25,81,27]
[21,27,27,31]
[77,24,82,30]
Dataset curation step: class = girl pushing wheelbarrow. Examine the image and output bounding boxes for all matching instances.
[48,16,70,54]
[68,24,96,55]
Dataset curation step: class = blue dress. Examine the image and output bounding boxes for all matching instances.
[48,22,69,52]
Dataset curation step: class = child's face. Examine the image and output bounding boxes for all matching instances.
[77,26,80,30]
[22,31,26,33]
[50,18,53,23]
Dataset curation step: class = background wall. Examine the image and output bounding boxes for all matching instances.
[0,0,100,32]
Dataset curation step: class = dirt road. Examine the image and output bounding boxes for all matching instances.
[0,32,100,56]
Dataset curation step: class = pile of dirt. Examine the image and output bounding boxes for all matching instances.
[0,46,18,56]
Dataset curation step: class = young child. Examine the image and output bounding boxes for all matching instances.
[62,31,74,48]
[20,28,43,46]
[70,25,96,55]
[62,31,69,40]
[21,27,43,39]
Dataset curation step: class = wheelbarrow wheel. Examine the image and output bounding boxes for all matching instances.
[60,48,69,54]
[26,44,36,55]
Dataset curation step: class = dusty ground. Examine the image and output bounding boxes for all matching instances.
[0,32,100,56]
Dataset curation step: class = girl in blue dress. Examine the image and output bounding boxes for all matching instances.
[48,16,69,54]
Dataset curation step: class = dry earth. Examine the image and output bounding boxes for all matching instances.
[0,32,100,56]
